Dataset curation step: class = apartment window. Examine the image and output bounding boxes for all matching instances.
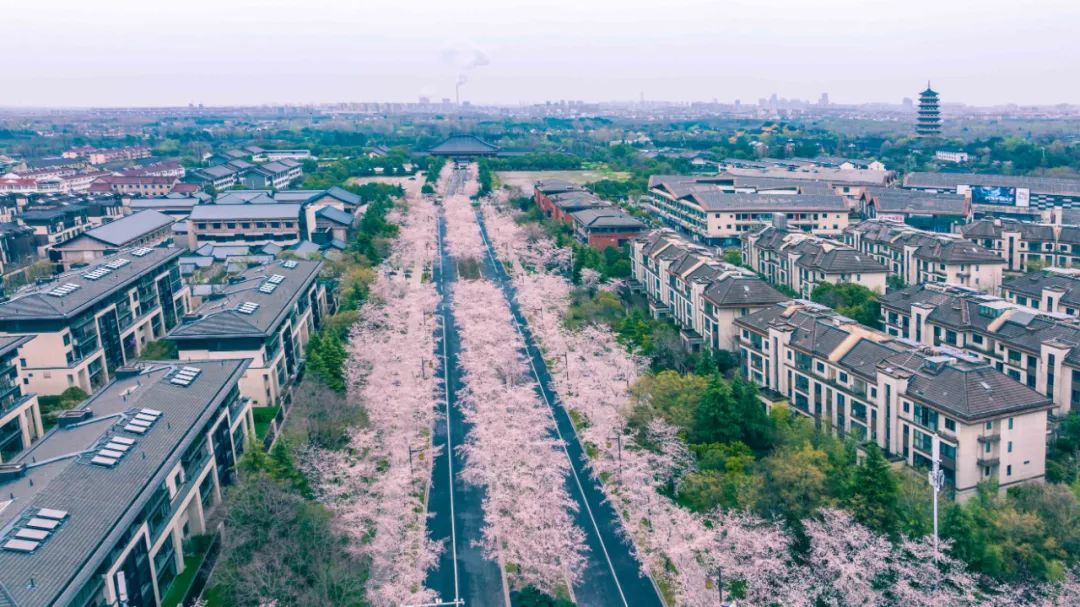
[19,358,25,368]
[986,421,994,430]
[984,467,992,477]
[839,372,849,384]
[1008,441,1013,453]
[984,442,992,453]
[1008,417,1014,430]
[944,418,956,432]
[903,401,910,414]
[1007,465,1012,477]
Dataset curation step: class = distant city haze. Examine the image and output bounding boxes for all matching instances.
[3,0,1079,107]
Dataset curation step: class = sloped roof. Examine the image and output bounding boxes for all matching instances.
[316,206,354,226]
[427,135,500,155]
[0,248,183,321]
[0,360,250,607]
[168,259,322,339]
[56,210,174,248]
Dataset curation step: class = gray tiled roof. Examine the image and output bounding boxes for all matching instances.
[681,191,847,213]
[189,204,301,221]
[535,179,582,195]
[0,359,250,607]
[864,187,968,216]
[569,208,646,230]
[168,258,321,339]
[904,172,1080,196]
[428,135,499,154]
[905,363,1051,421]
[55,210,174,248]
[1003,271,1080,308]
[0,248,182,321]
[702,275,788,308]
[316,206,354,226]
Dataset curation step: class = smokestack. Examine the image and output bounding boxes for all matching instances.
[455,75,467,105]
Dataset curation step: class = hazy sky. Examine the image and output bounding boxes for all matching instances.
[3,0,1078,107]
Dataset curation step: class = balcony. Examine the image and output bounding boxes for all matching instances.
[977,456,1000,467]
[977,432,1001,444]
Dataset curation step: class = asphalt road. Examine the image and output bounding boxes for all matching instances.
[425,169,507,607]
[472,188,663,606]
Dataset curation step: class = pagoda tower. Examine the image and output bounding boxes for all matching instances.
[917,82,941,138]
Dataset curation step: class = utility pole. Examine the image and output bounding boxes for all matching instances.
[716,565,723,605]
[609,433,623,481]
[929,434,945,559]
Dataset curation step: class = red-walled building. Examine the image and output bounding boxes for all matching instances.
[570,208,648,249]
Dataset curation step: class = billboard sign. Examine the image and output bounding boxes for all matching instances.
[971,186,1017,206]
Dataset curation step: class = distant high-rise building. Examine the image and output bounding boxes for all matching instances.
[818,92,830,106]
[917,82,941,137]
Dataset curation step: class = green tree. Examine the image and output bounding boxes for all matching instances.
[845,444,900,537]
[811,282,882,329]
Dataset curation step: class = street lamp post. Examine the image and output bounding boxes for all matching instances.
[929,434,945,559]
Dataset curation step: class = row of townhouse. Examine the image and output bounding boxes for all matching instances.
[880,282,1080,423]
[0,236,333,605]
[629,230,787,352]
[533,180,647,248]
[88,176,179,197]
[64,144,152,165]
[742,224,889,298]
[0,358,255,607]
[1001,269,1080,317]
[644,174,850,247]
[843,219,1004,292]
[735,300,1051,499]
[167,258,328,407]
[960,217,1080,272]
[0,247,191,395]
[188,158,303,192]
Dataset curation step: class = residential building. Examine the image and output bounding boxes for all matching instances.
[187,204,303,248]
[743,225,889,298]
[880,282,1080,419]
[1002,269,1080,317]
[0,335,41,462]
[569,208,647,249]
[188,165,239,191]
[51,211,176,269]
[644,179,850,246]
[0,248,190,395]
[935,151,970,164]
[254,149,313,162]
[127,195,203,219]
[212,187,361,242]
[0,223,38,274]
[239,159,303,190]
[0,359,254,607]
[630,231,788,352]
[167,259,327,406]
[88,176,179,197]
[844,219,1004,292]
[534,179,586,215]
[736,300,1050,499]
[19,206,91,256]
[960,217,1080,272]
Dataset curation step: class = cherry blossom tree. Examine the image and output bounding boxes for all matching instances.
[299,186,443,606]
[451,278,587,594]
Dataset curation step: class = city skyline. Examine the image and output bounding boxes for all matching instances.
[3,0,1079,108]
